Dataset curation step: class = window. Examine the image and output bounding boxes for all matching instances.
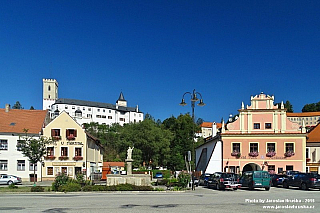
[17,160,25,171]
[278,167,283,174]
[88,108,91,111]
[47,147,54,156]
[65,105,68,109]
[265,123,272,129]
[96,115,101,118]
[75,148,82,157]
[47,167,53,175]
[97,109,100,112]
[108,116,112,119]
[120,118,125,122]
[0,140,8,150]
[232,143,241,153]
[61,147,68,156]
[87,114,92,118]
[72,106,75,109]
[102,115,106,118]
[17,140,23,151]
[306,148,309,158]
[250,143,258,152]
[268,165,275,173]
[267,143,276,152]
[51,129,60,137]
[253,123,260,129]
[29,163,37,171]
[62,167,67,174]
[0,160,8,171]
[48,85,51,91]
[109,110,111,113]
[285,143,294,152]
[103,109,105,112]
[66,129,77,139]
[286,165,293,171]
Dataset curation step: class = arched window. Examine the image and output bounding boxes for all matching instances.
[48,85,51,91]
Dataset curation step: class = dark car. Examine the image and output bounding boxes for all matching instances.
[207,172,241,190]
[283,172,320,190]
[199,173,211,186]
[271,174,287,187]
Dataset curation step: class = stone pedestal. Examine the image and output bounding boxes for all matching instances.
[125,159,133,175]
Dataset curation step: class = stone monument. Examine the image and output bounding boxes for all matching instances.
[125,147,134,175]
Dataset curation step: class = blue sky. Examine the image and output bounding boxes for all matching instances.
[1,1,320,122]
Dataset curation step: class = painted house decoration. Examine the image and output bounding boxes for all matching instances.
[42,111,103,180]
[42,79,144,126]
[196,93,307,174]
[0,105,49,181]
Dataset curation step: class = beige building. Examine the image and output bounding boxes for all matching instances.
[287,112,320,127]
[42,111,103,180]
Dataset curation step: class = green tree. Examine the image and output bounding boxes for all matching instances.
[18,129,51,185]
[302,102,320,112]
[12,101,23,109]
[284,101,293,113]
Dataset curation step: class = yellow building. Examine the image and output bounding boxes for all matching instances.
[42,111,103,180]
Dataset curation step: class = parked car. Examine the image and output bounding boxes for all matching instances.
[240,171,271,191]
[271,174,287,187]
[199,173,211,186]
[207,172,241,190]
[282,172,320,190]
[0,174,22,185]
[154,172,163,178]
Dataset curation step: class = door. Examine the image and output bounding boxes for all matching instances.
[261,172,270,187]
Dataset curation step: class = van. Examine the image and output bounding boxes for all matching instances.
[240,171,271,191]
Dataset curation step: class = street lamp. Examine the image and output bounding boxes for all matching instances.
[179,89,205,173]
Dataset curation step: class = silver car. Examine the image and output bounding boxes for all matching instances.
[0,174,22,185]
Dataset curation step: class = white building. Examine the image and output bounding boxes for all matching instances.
[42,79,144,126]
[0,105,49,181]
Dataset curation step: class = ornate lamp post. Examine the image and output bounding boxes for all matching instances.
[179,89,205,184]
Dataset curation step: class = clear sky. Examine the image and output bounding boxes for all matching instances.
[1,1,320,122]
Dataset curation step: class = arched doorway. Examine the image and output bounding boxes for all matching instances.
[242,163,262,173]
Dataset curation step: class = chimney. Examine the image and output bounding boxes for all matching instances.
[5,104,10,112]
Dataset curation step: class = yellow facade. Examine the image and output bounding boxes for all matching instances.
[42,111,103,180]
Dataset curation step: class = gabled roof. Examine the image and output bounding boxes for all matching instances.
[287,112,320,117]
[117,92,126,101]
[307,123,320,142]
[0,108,48,134]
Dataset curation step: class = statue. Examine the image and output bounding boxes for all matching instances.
[127,146,134,159]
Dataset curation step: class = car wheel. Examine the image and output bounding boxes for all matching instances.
[301,183,308,191]
[249,183,254,190]
[233,188,238,191]
[7,180,13,185]
[265,187,270,191]
[216,183,220,190]
[283,182,289,189]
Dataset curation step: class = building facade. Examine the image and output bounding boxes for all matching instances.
[287,112,320,128]
[306,123,320,173]
[0,105,49,181]
[42,111,103,181]
[42,78,144,126]
[196,93,307,174]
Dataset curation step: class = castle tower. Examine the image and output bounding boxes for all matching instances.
[43,79,58,110]
[116,92,127,107]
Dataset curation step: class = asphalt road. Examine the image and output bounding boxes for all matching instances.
[0,186,319,213]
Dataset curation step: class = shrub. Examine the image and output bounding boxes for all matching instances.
[59,182,81,192]
[177,172,191,188]
[8,183,18,189]
[52,173,70,191]
[92,185,107,191]
[82,185,93,192]
[31,186,45,192]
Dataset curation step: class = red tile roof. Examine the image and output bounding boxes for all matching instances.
[307,123,320,142]
[103,162,125,167]
[0,108,48,134]
[287,112,320,117]
[200,122,222,128]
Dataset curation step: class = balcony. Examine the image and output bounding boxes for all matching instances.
[73,156,83,161]
[59,156,69,160]
[67,135,75,140]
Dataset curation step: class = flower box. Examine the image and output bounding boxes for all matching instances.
[231,151,241,158]
[44,156,56,160]
[52,136,61,141]
[73,156,83,161]
[67,135,75,140]
[248,151,259,157]
[284,151,295,157]
[266,151,276,157]
[306,158,311,162]
[59,156,69,160]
